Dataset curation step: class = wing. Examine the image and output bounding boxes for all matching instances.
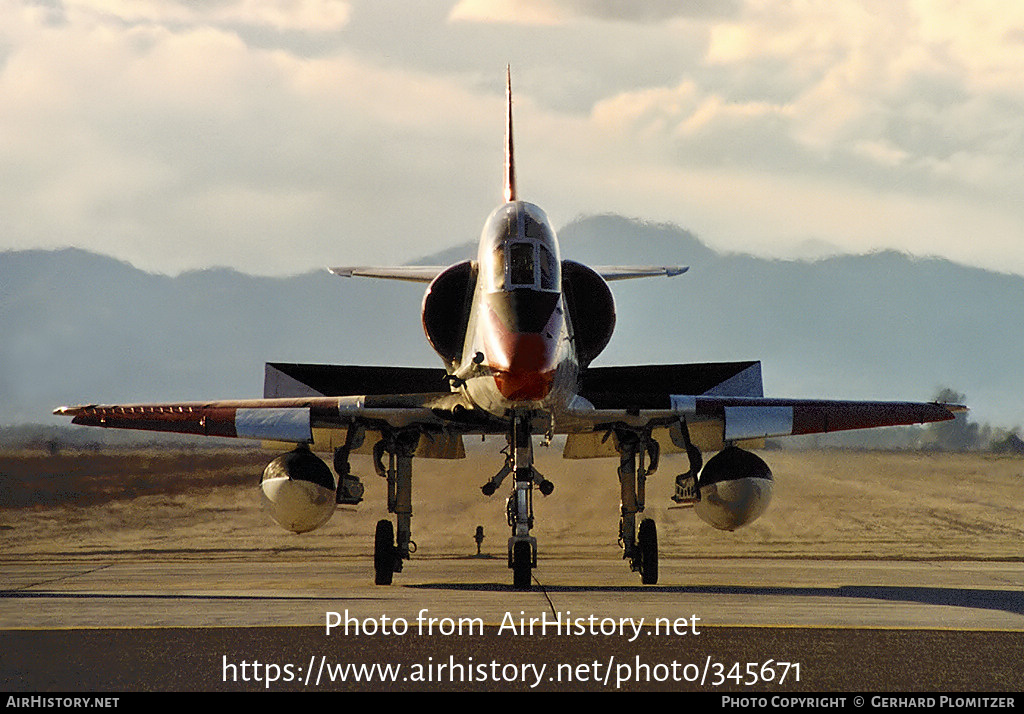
[591,265,688,280]
[327,265,688,283]
[560,362,964,456]
[53,392,487,459]
[54,364,506,459]
[328,266,448,283]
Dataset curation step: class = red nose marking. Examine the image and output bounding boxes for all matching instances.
[490,332,556,401]
[493,367,555,401]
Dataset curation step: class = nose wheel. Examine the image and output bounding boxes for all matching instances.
[511,540,534,590]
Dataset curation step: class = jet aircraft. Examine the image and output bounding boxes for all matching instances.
[55,70,963,589]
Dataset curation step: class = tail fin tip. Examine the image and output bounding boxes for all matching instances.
[504,65,517,203]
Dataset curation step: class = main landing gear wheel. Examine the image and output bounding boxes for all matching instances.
[638,518,658,585]
[512,540,532,590]
[374,519,396,586]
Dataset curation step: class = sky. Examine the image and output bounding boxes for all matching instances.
[2,0,1023,276]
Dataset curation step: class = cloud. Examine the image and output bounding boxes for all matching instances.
[587,0,1024,202]
[449,0,738,25]
[63,0,352,32]
[0,2,499,274]
[1,0,1023,279]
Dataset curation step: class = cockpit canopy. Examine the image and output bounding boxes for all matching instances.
[478,201,561,292]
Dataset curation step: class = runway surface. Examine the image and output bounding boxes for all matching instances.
[3,554,1023,691]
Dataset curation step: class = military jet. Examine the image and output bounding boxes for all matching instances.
[55,70,963,589]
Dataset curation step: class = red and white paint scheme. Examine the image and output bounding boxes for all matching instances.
[55,69,964,590]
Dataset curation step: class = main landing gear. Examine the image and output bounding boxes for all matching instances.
[366,427,421,586]
[480,413,554,590]
[359,417,695,589]
[614,426,660,585]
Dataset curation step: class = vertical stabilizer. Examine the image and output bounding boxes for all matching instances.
[504,65,517,203]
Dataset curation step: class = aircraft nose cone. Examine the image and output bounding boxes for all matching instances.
[491,332,556,401]
[493,367,554,401]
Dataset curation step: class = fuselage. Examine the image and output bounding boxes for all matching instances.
[460,201,579,418]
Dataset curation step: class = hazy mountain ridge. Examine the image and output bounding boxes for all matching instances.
[1,215,1021,429]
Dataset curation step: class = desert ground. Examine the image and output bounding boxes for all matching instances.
[2,443,1022,562]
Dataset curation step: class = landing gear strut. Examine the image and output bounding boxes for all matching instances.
[507,414,538,590]
[480,412,553,590]
[371,428,421,586]
[614,426,660,585]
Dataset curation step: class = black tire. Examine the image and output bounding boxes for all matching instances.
[638,518,658,585]
[374,519,395,586]
[512,541,532,590]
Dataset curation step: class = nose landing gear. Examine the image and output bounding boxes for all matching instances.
[480,412,553,590]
